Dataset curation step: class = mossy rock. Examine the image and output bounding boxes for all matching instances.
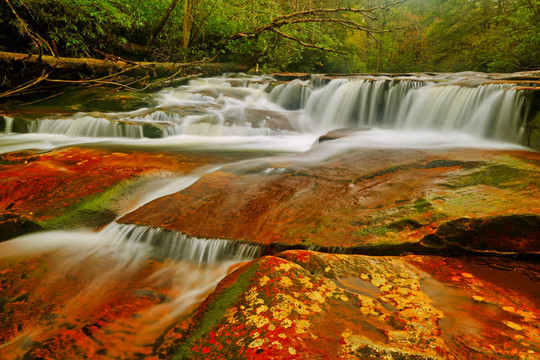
[142,123,164,138]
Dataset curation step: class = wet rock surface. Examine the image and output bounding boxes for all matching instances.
[119,147,540,255]
[0,147,247,237]
[151,250,539,360]
[0,254,179,360]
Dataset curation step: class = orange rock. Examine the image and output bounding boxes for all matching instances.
[119,148,540,254]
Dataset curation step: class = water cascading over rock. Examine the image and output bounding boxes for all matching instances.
[4,74,533,146]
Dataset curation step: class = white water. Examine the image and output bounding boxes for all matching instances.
[2,73,530,148]
[0,223,260,359]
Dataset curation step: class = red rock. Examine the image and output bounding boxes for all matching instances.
[153,250,540,360]
[119,148,540,254]
[0,147,248,235]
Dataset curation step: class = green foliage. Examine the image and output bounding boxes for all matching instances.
[1,0,538,72]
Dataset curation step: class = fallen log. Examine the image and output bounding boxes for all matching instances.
[0,51,247,98]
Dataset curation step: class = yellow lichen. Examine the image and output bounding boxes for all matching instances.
[225,307,238,324]
[247,314,270,328]
[504,321,524,331]
[279,276,293,287]
[248,338,264,348]
[306,291,326,303]
[295,319,311,334]
[259,275,270,286]
[275,263,292,272]
[298,276,314,289]
[256,305,268,314]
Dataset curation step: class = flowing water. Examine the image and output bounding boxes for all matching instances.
[0,72,534,359]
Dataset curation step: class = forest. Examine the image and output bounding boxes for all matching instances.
[1,0,539,74]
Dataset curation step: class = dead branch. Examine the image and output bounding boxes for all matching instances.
[0,70,49,98]
[20,91,66,106]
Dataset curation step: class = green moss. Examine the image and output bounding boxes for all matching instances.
[388,218,423,231]
[173,262,259,359]
[443,164,538,190]
[413,198,433,213]
[40,178,143,230]
[353,225,393,237]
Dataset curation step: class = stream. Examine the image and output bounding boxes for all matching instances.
[0,72,537,359]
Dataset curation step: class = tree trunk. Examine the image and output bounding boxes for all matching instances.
[147,0,181,47]
[181,0,193,48]
[0,51,243,94]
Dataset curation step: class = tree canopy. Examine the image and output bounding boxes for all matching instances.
[1,0,539,73]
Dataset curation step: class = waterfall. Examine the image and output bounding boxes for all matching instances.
[269,79,313,110]
[3,73,532,145]
[103,223,262,263]
[396,83,525,142]
[298,77,527,143]
[29,115,146,138]
[1,116,14,133]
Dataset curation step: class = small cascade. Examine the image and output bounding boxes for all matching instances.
[383,79,432,125]
[1,116,14,133]
[306,78,395,130]
[104,223,262,263]
[396,83,526,142]
[29,115,146,138]
[269,79,313,110]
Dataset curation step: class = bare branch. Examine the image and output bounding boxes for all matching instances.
[0,70,49,98]
[225,3,404,54]
[269,28,345,54]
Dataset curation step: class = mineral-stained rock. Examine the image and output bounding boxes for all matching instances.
[0,147,245,236]
[119,148,540,254]
[152,250,540,360]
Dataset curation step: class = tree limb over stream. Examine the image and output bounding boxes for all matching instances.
[225,3,404,53]
[0,51,243,100]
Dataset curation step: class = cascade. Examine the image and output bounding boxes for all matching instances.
[395,83,525,142]
[269,79,313,110]
[103,223,262,263]
[300,77,527,142]
[1,73,532,147]
[1,116,14,133]
[28,115,146,138]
